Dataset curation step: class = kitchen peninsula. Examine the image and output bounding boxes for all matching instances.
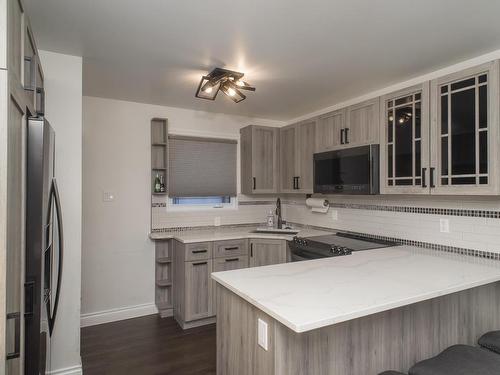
[212,246,500,375]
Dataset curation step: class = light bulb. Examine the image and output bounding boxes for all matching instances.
[236,80,244,87]
[204,86,213,94]
[399,118,404,124]
[389,115,394,122]
[227,88,236,96]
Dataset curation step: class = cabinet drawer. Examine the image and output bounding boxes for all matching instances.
[185,242,213,261]
[213,239,248,258]
[213,256,249,272]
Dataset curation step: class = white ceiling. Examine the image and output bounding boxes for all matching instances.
[24,0,500,121]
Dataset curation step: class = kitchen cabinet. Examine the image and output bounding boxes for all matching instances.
[240,125,279,194]
[249,239,287,267]
[345,98,380,146]
[430,61,500,195]
[213,239,248,258]
[280,119,316,193]
[316,109,346,152]
[379,83,431,194]
[184,259,213,321]
[173,240,216,329]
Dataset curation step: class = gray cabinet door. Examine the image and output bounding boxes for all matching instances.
[380,83,431,194]
[346,98,380,146]
[279,124,297,193]
[316,109,346,152]
[249,239,286,268]
[184,259,213,321]
[296,119,316,193]
[252,126,279,193]
[213,256,249,272]
[430,61,500,195]
[240,125,279,194]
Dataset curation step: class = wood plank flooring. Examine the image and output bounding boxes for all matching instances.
[81,315,216,375]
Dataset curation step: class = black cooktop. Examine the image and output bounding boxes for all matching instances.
[290,232,396,260]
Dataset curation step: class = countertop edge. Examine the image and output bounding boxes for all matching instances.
[211,256,500,333]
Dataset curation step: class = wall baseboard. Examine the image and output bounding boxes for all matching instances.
[81,302,158,328]
[48,364,83,375]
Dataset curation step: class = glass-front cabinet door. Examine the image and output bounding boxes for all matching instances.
[430,61,500,195]
[380,83,430,194]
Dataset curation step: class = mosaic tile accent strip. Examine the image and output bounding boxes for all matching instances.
[327,203,500,219]
[152,203,167,208]
[289,222,500,261]
[151,223,262,233]
[152,200,275,208]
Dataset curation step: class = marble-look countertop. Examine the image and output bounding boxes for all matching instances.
[149,226,332,243]
[211,246,500,333]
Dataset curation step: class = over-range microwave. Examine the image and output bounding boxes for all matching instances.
[313,145,380,195]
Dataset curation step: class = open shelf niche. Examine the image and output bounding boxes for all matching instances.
[151,118,168,195]
[155,239,173,317]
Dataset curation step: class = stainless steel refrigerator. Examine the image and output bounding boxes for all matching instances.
[25,117,64,375]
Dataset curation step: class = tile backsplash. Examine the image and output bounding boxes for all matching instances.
[284,195,500,255]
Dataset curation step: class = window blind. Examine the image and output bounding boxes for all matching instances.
[168,135,237,197]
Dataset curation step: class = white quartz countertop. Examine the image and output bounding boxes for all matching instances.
[211,246,500,333]
[149,226,331,243]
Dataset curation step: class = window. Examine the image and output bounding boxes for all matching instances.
[168,135,237,208]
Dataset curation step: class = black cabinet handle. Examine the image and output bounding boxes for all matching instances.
[422,168,427,188]
[192,261,208,266]
[250,243,253,257]
[253,177,256,190]
[225,258,240,262]
[345,128,349,144]
[296,176,300,190]
[292,177,296,189]
[36,87,45,116]
[224,247,239,251]
[430,167,436,188]
[6,312,20,360]
[340,129,345,144]
[192,249,207,254]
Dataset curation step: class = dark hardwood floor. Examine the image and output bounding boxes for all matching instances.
[81,315,216,375]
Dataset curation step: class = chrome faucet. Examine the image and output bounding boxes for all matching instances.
[275,197,283,229]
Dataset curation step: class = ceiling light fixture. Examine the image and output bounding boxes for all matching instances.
[195,67,256,103]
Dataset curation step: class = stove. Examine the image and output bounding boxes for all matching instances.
[289,232,396,261]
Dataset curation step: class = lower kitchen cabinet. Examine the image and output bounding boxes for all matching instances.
[172,238,286,329]
[249,239,287,267]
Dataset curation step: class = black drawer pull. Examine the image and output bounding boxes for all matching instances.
[192,249,207,254]
[422,168,427,188]
[345,128,349,144]
[192,262,208,266]
[340,128,345,144]
[253,177,256,190]
[6,312,20,360]
[225,258,240,262]
[224,247,239,251]
[430,167,435,188]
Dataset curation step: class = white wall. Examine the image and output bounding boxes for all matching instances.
[81,96,283,323]
[40,51,83,374]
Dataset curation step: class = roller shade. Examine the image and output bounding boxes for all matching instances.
[168,135,237,197]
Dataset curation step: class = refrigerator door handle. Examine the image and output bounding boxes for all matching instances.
[48,178,64,335]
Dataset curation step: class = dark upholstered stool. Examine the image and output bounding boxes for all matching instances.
[409,345,500,375]
[479,330,500,355]
[378,371,406,375]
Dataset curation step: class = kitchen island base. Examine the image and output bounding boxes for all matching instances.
[216,282,500,375]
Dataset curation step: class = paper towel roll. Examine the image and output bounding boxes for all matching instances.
[306,198,330,213]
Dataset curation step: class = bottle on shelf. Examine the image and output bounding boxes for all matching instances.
[154,174,161,193]
[159,175,166,193]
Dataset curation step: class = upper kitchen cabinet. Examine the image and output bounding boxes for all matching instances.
[240,125,279,194]
[316,109,346,152]
[345,98,380,146]
[280,119,316,193]
[430,61,500,195]
[380,83,431,194]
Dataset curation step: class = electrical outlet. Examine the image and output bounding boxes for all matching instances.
[214,216,221,226]
[331,209,338,221]
[258,319,268,351]
[440,218,450,233]
[103,191,115,202]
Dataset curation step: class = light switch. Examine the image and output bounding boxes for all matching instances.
[103,191,115,202]
[258,318,268,351]
[440,218,450,233]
